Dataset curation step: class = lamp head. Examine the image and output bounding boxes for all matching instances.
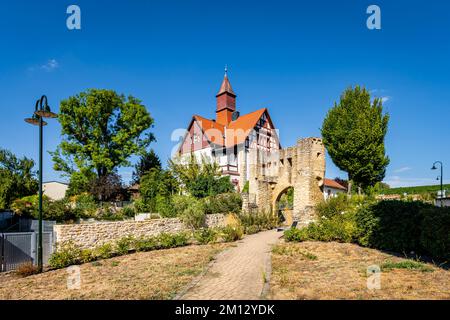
[431,165,437,170]
[35,105,57,118]
[35,96,57,118]
[24,114,47,126]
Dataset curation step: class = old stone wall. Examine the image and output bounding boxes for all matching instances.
[54,214,226,250]
[293,137,326,225]
[244,137,325,225]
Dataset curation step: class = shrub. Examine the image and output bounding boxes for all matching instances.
[238,211,280,234]
[203,193,242,215]
[176,196,205,229]
[284,227,307,242]
[15,262,39,277]
[49,242,82,269]
[95,243,114,259]
[158,232,189,248]
[48,231,194,270]
[134,236,158,252]
[72,193,98,218]
[194,228,218,244]
[315,194,350,219]
[306,212,358,243]
[284,196,359,243]
[97,205,125,221]
[221,225,244,242]
[155,194,176,217]
[121,206,136,218]
[12,195,77,222]
[115,236,135,255]
[79,249,96,263]
[420,207,450,261]
[381,260,433,272]
[245,225,261,235]
[134,197,151,213]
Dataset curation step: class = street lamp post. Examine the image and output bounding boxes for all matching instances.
[24,95,57,272]
[431,161,444,208]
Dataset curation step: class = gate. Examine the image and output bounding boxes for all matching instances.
[0,232,53,272]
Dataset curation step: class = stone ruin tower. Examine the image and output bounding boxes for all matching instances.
[245,137,326,226]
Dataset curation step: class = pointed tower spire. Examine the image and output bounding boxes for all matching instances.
[217,66,235,96]
[216,67,236,126]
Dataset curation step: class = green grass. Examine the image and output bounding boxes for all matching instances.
[380,184,449,196]
[301,251,318,260]
[381,260,433,272]
[272,245,318,260]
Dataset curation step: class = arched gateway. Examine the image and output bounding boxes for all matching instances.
[242,137,326,226]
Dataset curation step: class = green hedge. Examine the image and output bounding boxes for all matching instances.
[355,200,431,252]
[285,199,450,262]
[420,208,450,261]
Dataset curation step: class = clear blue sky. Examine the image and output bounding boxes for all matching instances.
[0,0,449,187]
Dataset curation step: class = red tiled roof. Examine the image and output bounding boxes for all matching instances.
[324,178,347,190]
[192,108,268,148]
[192,115,225,145]
[225,108,266,147]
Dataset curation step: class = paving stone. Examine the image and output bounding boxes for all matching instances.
[180,230,281,300]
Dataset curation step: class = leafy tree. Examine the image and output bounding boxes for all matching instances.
[169,154,234,198]
[0,148,38,209]
[132,149,161,184]
[139,168,161,210]
[89,172,123,201]
[11,194,94,222]
[51,89,155,189]
[321,86,390,192]
[66,170,96,197]
[138,168,179,213]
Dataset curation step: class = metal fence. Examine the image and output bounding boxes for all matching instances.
[0,231,54,272]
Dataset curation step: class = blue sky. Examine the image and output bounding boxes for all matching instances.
[0,0,449,187]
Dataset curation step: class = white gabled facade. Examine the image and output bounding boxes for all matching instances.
[177,73,281,191]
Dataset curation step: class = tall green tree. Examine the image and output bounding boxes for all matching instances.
[0,148,38,209]
[51,89,155,193]
[132,149,161,184]
[321,86,390,192]
[138,167,179,214]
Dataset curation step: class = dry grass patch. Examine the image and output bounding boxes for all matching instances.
[269,241,450,300]
[0,244,228,300]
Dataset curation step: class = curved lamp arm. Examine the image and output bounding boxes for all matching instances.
[39,95,48,110]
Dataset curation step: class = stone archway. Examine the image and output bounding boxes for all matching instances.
[244,137,326,226]
[273,186,294,226]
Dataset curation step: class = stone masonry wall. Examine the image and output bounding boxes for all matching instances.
[245,137,325,226]
[54,214,226,250]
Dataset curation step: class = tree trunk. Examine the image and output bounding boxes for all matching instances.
[347,180,352,198]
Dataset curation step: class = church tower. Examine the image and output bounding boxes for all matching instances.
[216,68,236,126]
